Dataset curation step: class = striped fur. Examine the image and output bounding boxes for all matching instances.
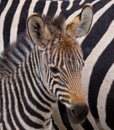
[0,33,56,130]
[0,0,114,130]
[0,5,93,130]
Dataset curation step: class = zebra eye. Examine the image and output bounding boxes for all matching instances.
[50,66,60,74]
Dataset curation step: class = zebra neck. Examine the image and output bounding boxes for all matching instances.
[0,33,34,77]
[1,34,57,130]
[0,32,56,103]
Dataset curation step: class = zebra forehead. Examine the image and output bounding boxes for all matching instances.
[44,14,65,31]
[48,32,81,51]
[47,42,83,68]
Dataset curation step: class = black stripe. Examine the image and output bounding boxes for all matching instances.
[34,50,56,103]
[16,90,43,128]
[52,119,59,130]
[2,122,8,130]
[0,58,14,72]
[58,101,73,130]
[92,0,112,14]
[81,5,114,60]
[37,76,56,103]
[4,52,19,67]
[60,0,82,19]
[3,0,19,48]
[4,80,16,130]
[17,34,33,52]
[8,80,19,130]
[51,80,64,93]
[34,0,46,15]
[15,72,43,128]
[13,74,45,125]
[81,118,94,130]
[16,41,28,57]
[30,52,52,107]
[10,79,26,130]
[88,39,114,120]
[82,0,111,14]
[106,80,114,130]
[13,34,32,61]
[17,0,32,35]
[11,48,23,62]
[0,0,8,15]
[23,57,51,112]
[46,1,58,17]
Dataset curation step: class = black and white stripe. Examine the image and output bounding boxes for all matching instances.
[0,3,92,130]
[52,1,114,130]
[0,0,79,50]
[0,0,114,130]
[48,1,114,130]
[0,33,58,130]
[81,1,114,130]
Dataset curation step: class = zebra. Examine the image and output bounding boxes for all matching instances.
[0,0,114,130]
[0,5,93,130]
[52,1,114,130]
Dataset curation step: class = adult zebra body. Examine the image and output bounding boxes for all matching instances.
[0,5,93,130]
[0,0,114,130]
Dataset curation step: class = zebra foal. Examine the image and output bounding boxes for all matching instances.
[0,5,93,130]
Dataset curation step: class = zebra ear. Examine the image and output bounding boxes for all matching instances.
[26,13,51,47]
[66,4,93,37]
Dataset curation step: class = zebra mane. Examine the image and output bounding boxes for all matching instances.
[44,14,65,31]
[0,32,34,77]
[0,15,65,77]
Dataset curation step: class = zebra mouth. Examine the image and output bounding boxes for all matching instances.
[67,104,88,124]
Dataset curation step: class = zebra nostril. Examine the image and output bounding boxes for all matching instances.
[67,104,89,124]
[71,108,78,117]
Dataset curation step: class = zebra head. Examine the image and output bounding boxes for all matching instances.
[27,4,93,124]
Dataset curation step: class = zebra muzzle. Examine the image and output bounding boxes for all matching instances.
[67,104,89,124]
